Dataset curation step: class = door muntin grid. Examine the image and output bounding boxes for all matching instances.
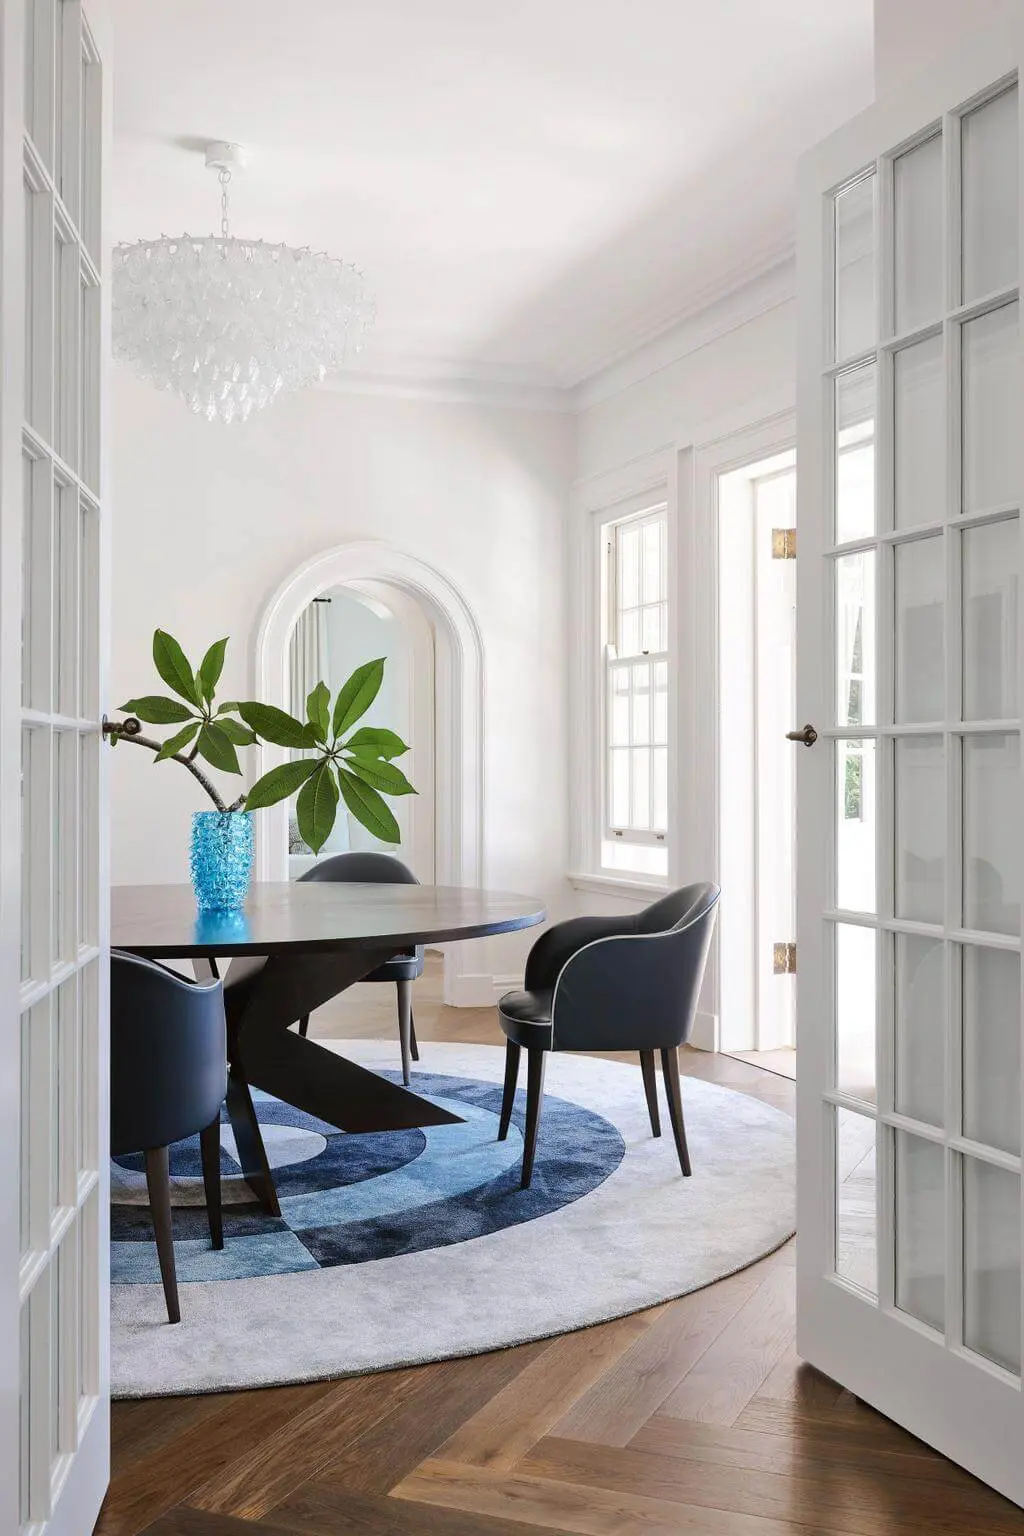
[18,2,104,1528]
[822,80,1023,1376]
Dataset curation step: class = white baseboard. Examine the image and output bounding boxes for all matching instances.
[443,972,523,1008]
[688,1010,720,1053]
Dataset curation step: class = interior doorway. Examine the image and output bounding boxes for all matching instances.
[286,581,436,883]
[718,447,798,1077]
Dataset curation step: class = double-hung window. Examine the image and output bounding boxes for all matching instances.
[602,506,669,878]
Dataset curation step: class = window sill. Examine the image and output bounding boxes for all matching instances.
[568,872,669,899]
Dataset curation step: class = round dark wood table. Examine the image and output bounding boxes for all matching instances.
[111,881,546,1213]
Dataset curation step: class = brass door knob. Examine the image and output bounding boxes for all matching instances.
[785,724,818,747]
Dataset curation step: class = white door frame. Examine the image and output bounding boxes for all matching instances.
[254,540,486,1006]
[686,409,796,1051]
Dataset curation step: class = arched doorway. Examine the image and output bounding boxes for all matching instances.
[254,541,484,1003]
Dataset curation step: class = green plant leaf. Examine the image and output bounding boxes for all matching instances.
[337,766,401,844]
[197,637,228,704]
[215,701,240,715]
[332,658,385,739]
[343,726,409,760]
[296,762,339,854]
[216,718,257,747]
[244,757,319,811]
[196,722,241,775]
[153,630,201,707]
[154,722,200,761]
[343,754,417,796]
[237,702,318,750]
[306,681,331,743]
[119,695,194,724]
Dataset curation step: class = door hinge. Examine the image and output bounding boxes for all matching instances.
[773,941,797,974]
[771,528,797,559]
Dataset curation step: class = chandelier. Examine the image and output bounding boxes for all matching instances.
[112,142,375,424]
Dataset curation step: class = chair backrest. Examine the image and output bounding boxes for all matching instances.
[550,882,720,1053]
[299,851,419,885]
[110,951,227,1156]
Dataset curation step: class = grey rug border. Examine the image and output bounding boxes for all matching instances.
[115,1230,795,1401]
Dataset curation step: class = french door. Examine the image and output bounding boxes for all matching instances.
[797,15,1024,1500]
[1,1,110,1531]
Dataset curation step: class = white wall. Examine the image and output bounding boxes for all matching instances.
[874,0,1012,95]
[110,368,573,984]
[570,271,798,1047]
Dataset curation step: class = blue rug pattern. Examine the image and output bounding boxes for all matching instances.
[111,1070,625,1287]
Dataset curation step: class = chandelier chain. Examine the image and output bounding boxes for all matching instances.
[219,168,231,239]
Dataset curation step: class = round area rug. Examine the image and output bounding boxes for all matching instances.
[110,1040,795,1398]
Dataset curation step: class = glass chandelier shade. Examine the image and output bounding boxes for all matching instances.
[112,152,374,424]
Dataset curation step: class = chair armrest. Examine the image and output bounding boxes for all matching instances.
[524,913,637,991]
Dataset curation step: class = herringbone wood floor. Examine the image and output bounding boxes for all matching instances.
[98,961,1024,1536]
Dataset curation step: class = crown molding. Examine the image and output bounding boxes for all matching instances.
[318,359,571,414]
[568,244,797,412]
[308,242,796,417]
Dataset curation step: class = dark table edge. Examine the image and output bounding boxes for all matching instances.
[112,907,547,959]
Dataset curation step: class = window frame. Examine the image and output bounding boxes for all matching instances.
[601,503,669,851]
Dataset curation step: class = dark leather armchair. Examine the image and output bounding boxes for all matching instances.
[297,852,424,1083]
[497,882,720,1188]
[111,951,228,1323]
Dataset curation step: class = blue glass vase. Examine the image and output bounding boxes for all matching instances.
[189,811,254,913]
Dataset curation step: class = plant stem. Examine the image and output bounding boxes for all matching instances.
[110,727,230,811]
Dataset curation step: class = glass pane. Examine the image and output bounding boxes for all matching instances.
[835,551,875,726]
[964,1159,1021,1374]
[54,483,79,717]
[642,521,662,603]
[836,739,876,912]
[894,132,944,333]
[962,86,1019,305]
[963,945,1020,1156]
[835,174,875,363]
[835,365,875,543]
[641,605,661,654]
[652,747,668,832]
[632,662,651,743]
[631,747,650,829]
[610,749,629,827]
[653,660,668,743]
[610,668,629,745]
[962,301,1020,514]
[894,335,944,529]
[963,517,1018,721]
[895,736,944,923]
[618,525,640,611]
[895,536,944,723]
[79,501,99,720]
[835,1107,877,1296]
[22,452,51,713]
[836,924,876,1103]
[963,733,1021,936]
[78,733,98,949]
[895,1130,945,1331]
[895,935,944,1126]
[619,609,639,657]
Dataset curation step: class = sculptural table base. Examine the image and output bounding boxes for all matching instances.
[213,947,463,1216]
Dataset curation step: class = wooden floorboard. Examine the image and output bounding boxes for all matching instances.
[101,960,1024,1536]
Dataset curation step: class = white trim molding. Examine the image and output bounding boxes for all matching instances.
[254,539,486,1006]
[568,872,669,900]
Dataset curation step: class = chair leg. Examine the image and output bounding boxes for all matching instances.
[661,1046,692,1177]
[297,1014,310,1037]
[199,1118,224,1251]
[144,1146,180,1324]
[409,1007,420,1061]
[640,1051,661,1137]
[521,1048,547,1190]
[396,979,413,1086]
[498,1040,521,1141]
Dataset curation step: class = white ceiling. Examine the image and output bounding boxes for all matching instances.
[109,0,874,391]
